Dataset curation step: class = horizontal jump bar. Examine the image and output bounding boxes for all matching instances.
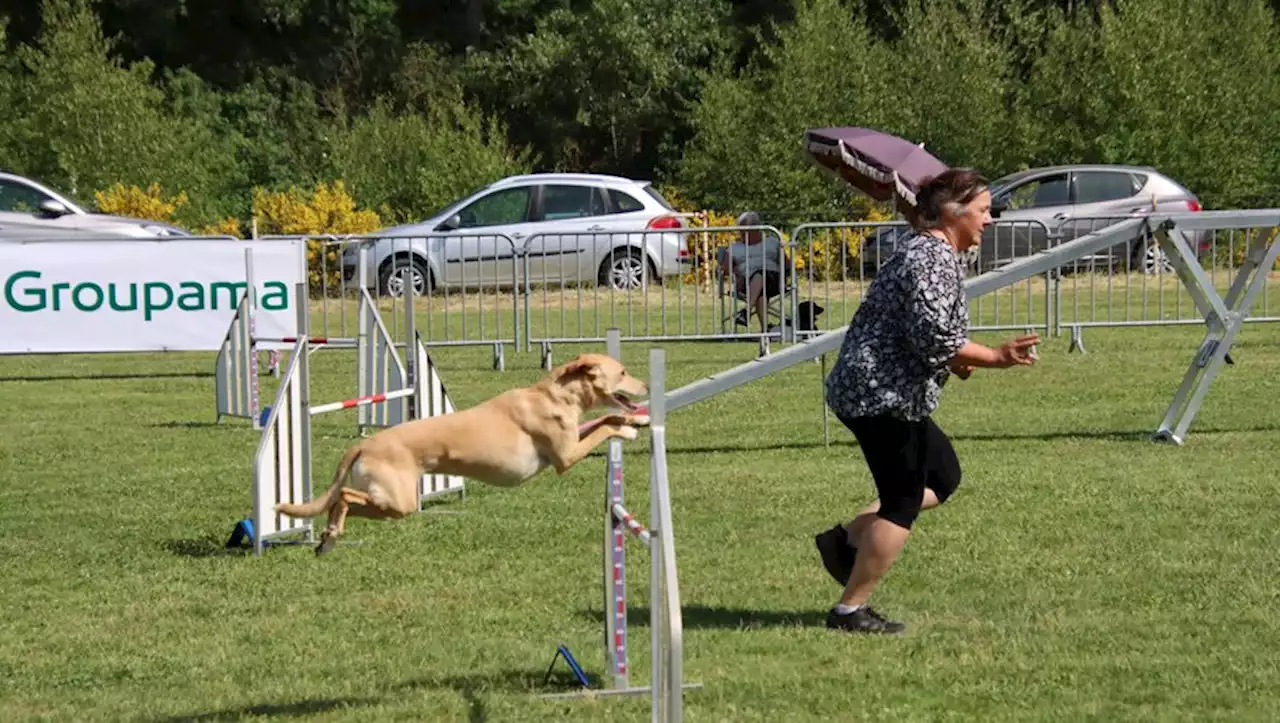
[310,387,414,416]
[612,503,651,546]
[257,336,359,345]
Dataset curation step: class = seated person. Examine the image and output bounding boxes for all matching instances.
[718,211,788,332]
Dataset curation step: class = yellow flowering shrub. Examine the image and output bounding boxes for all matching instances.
[792,205,896,282]
[251,181,382,296]
[93,183,188,222]
[194,217,244,237]
[656,185,762,288]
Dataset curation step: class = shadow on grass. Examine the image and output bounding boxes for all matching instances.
[155,696,379,722]
[582,604,825,630]
[162,535,249,559]
[154,669,580,723]
[665,424,1280,455]
[150,421,241,430]
[0,370,213,383]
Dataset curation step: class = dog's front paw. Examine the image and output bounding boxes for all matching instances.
[618,425,640,441]
[629,414,651,427]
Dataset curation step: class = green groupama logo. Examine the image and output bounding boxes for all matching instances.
[3,271,290,321]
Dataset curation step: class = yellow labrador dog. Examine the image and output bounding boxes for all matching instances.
[275,353,649,555]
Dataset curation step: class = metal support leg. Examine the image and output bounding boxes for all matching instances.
[1068,324,1087,354]
[821,353,830,447]
[493,342,505,372]
[541,342,553,371]
[1153,225,1280,444]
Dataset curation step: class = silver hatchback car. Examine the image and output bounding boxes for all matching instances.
[860,164,1209,276]
[0,171,191,240]
[343,173,691,296]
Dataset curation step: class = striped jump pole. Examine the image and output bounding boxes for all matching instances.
[612,503,651,546]
[260,336,358,346]
[309,387,416,416]
[602,329,633,692]
[215,248,263,428]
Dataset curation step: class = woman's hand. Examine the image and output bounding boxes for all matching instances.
[950,362,973,380]
[952,334,1041,370]
[997,334,1040,367]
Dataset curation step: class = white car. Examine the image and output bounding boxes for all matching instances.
[343,173,692,296]
[0,172,191,241]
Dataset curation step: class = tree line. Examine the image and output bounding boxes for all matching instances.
[1,0,1277,234]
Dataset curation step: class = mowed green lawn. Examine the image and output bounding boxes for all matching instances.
[2,322,1280,722]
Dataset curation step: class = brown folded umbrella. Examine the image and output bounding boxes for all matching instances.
[803,127,951,215]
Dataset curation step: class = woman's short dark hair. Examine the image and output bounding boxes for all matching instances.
[906,167,988,231]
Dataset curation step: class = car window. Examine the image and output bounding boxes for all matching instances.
[999,173,1070,210]
[609,189,646,213]
[641,184,676,211]
[0,180,53,213]
[539,185,605,221]
[1075,171,1140,204]
[456,187,531,228]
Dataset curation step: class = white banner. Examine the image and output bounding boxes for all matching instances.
[0,238,304,354]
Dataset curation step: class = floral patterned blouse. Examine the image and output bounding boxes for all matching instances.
[825,231,969,422]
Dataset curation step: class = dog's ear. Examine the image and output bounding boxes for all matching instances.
[558,354,600,380]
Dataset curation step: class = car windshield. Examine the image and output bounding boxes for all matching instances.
[989,171,1036,198]
[419,183,491,222]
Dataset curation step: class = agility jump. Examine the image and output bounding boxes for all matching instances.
[531,329,693,723]
[233,268,465,555]
[215,247,425,435]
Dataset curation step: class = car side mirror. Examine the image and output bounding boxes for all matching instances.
[38,199,70,217]
[990,201,1007,219]
[436,214,462,232]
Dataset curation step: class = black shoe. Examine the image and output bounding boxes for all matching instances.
[826,606,906,635]
[814,523,857,586]
[733,308,749,327]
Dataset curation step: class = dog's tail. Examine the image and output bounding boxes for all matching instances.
[274,445,363,519]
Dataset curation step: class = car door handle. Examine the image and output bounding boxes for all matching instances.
[587,225,605,232]
[510,232,525,240]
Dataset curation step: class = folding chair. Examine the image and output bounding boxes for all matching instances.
[715,246,794,342]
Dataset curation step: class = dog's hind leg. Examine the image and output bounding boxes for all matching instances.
[312,453,421,556]
[315,489,377,556]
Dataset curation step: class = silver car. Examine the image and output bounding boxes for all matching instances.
[860,164,1209,276]
[342,173,691,296]
[0,172,191,240]
[985,164,1209,273]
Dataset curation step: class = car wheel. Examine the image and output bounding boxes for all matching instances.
[598,247,653,291]
[1132,237,1174,275]
[378,255,433,297]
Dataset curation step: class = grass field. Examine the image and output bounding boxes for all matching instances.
[3,322,1280,722]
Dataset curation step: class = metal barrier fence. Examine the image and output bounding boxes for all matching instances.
[788,219,1059,340]
[262,212,1280,364]
[280,232,525,368]
[1045,216,1280,348]
[519,225,791,351]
